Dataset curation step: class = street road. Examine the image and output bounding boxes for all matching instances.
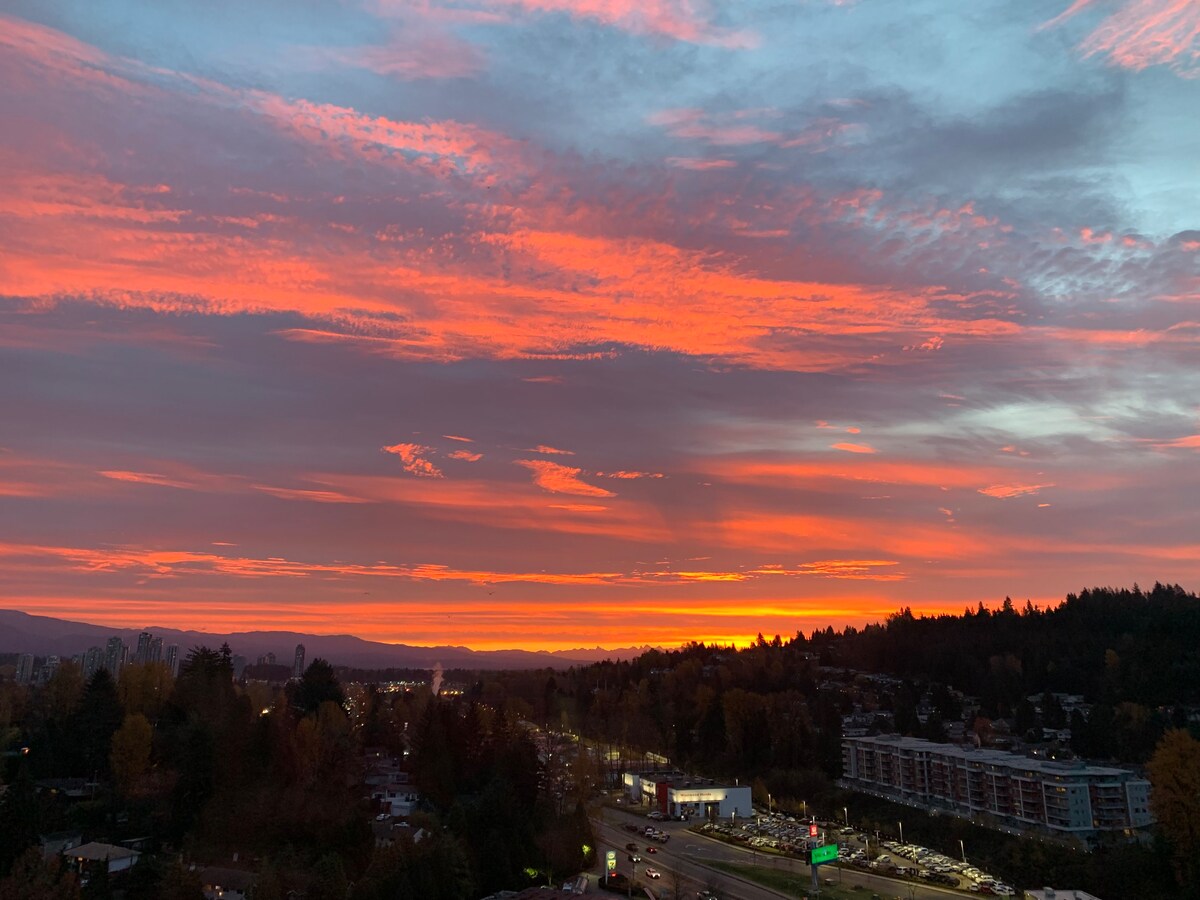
[592,807,973,900]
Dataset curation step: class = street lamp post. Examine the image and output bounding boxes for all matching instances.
[959,839,966,864]
[843,806,849,825]
[898,821,904,845]
[802,799,806,818]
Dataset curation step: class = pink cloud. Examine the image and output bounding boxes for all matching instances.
[515,459,615,496]
[448,449,484,461]
[666,157,738,170]
[479,0,758,48]
[1044,0,1200,77]
[649,108,783,145]
[381,443,444,477]
[832,442,877,454]
[322,30,486,80]
[444,434,474,442]
[651,108,859,151]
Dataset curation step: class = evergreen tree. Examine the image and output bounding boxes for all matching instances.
[73,670,124,777]
[290,659,345,717]
[0,760,39,877]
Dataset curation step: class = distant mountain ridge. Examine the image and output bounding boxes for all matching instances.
[0,609,657,670]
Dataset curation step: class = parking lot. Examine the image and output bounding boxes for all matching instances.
[696,813,1015,897]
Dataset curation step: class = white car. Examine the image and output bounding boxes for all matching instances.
[645,868,661,879]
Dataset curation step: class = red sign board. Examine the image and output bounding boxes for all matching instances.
[809,824,818,838]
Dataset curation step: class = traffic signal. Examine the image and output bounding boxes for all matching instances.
[809,823,818,838]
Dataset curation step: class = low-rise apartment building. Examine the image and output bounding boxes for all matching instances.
[841,734,1152,843]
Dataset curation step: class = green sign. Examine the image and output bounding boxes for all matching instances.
[605,851,617,872]
[810,844,838,865]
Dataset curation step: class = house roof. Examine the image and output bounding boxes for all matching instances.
[69,842,139,861]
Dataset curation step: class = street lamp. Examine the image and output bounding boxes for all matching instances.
[843,806,849,825]
[898,821,904,844]
[801,799,807,818]
[959,839,966,863]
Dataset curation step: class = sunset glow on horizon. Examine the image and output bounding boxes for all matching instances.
[2,0,1198,651]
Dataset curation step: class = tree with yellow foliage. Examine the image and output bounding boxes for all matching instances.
[110,713,153,795]
[1147,728,1200,891]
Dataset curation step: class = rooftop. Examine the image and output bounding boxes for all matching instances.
[845,734,1138,778]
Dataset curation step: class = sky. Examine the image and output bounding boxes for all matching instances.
[1,0,1198,651]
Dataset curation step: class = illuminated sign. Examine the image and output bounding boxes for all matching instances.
[809,824,819,838]
[811,845,838,865]
[606,851,617,872]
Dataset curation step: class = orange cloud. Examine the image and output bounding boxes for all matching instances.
[444,434,475,442]
[250,484,373,504]
[697,457,1028,492]
[448,449,484,461]
[381,443,444,477]
[310,472,669,541]
[978,483,1055,499]
[98,470,206,490]
[1155,434,1200,449]
[515,459,615,497]
[595,470,665,479]
[526,445,575,455]
[749,560,905,581]
[0,540,623,585]
[832,442,877,454]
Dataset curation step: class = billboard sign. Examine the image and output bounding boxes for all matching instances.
[811,844,838,865]
[606,851,617,872]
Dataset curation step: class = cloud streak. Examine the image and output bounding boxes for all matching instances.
[1045,0,1200,76]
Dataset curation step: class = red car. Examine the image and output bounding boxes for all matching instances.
[645,846,658,854]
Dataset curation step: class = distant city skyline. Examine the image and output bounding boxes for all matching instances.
[0,1,1197,650]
